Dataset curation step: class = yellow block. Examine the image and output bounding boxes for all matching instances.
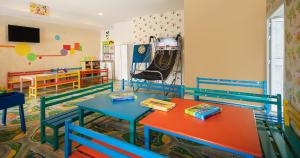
[15,43,31,56]
[70,48,75,54]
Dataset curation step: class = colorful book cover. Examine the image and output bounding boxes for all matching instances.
[185,103,221,120]
[141,98,176,112]
[109,92,137,102]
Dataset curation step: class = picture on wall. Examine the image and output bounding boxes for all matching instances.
[30,2,49,16]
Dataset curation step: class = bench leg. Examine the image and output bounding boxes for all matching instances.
[53,128,59,150]
[65,123,72,158]
[2,109,7,126]
[79,108,84,127]
[144,126,151,150]
[130,120,136,144]
[40,124,46,144]
[19,105,26,133]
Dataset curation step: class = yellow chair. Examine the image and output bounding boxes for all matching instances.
[29,74,57,98]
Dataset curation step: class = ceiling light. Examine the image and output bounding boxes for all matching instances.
[98,12,103,16]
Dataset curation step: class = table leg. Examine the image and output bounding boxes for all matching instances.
[19,105,26,132]
[130,120,136,144]
[144,126,151,150]
[78,108,84,127]
[2,109,7,126]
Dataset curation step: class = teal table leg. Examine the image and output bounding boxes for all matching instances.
[53,128,59,150]
[79,108,84,127]
[2,109,7,126]
[19,105,26,132]
[144,126,151,150]
[130,120,136,144]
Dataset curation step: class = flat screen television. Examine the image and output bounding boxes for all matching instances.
[8,25,40,43]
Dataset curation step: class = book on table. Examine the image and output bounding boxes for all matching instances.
[109,92,137,102]
[141,98,176,112]
[185,103,221,120]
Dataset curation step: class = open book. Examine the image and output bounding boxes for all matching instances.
[109,92,137,102]
[141,98,176,112]
[185,103,221,120]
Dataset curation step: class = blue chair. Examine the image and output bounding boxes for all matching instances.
[64,120,166,158]
[0,92,26,132]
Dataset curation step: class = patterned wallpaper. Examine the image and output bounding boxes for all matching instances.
[133,10,184,44]
[285,0,300,112]
[268,0,300,137]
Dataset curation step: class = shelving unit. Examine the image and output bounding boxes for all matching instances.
[103,41,115,61]
[80,60,100,70]
[102,41,115,80]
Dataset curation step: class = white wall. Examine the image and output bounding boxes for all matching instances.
[100,20,134,59]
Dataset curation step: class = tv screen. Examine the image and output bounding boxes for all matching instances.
[8,25,40,43]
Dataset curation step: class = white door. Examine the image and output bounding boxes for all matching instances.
[114,45,129,80]
[267,11,284,112]
[121,45,128,80]
[114,45,121,80]
[269,18,284,95]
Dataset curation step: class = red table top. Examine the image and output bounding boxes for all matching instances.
[139,98,262,157]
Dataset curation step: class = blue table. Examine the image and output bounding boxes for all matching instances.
[0,92,26,132]
[76,92,167,144]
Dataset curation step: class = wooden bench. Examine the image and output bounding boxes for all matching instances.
[29,72,80,98]
[50,67,82,73]
[79,68,109,87]
[40,81,113,150]
[7,67,82,90]
[7,69,52,89]
[185,86,300,157]
[64,120,165,158]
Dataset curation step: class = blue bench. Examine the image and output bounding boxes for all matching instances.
[185,85,300,157]
[40,82,113,150]
[122,79,184,98]
[196,77,269,112]
[64,120,166,158]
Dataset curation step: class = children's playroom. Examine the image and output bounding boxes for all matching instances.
[0,0,299,158]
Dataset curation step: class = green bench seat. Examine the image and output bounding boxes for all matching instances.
[257,120,299,158]
[40,82,113,150]
[44,108,93,128]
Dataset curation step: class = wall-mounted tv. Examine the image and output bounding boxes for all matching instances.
[8,25,40,43]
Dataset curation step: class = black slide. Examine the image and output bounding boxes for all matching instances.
[131,50,178,81]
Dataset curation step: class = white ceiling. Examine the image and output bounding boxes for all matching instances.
[0,0,183,30]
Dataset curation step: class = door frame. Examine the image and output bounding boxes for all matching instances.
[266,4,284,95]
